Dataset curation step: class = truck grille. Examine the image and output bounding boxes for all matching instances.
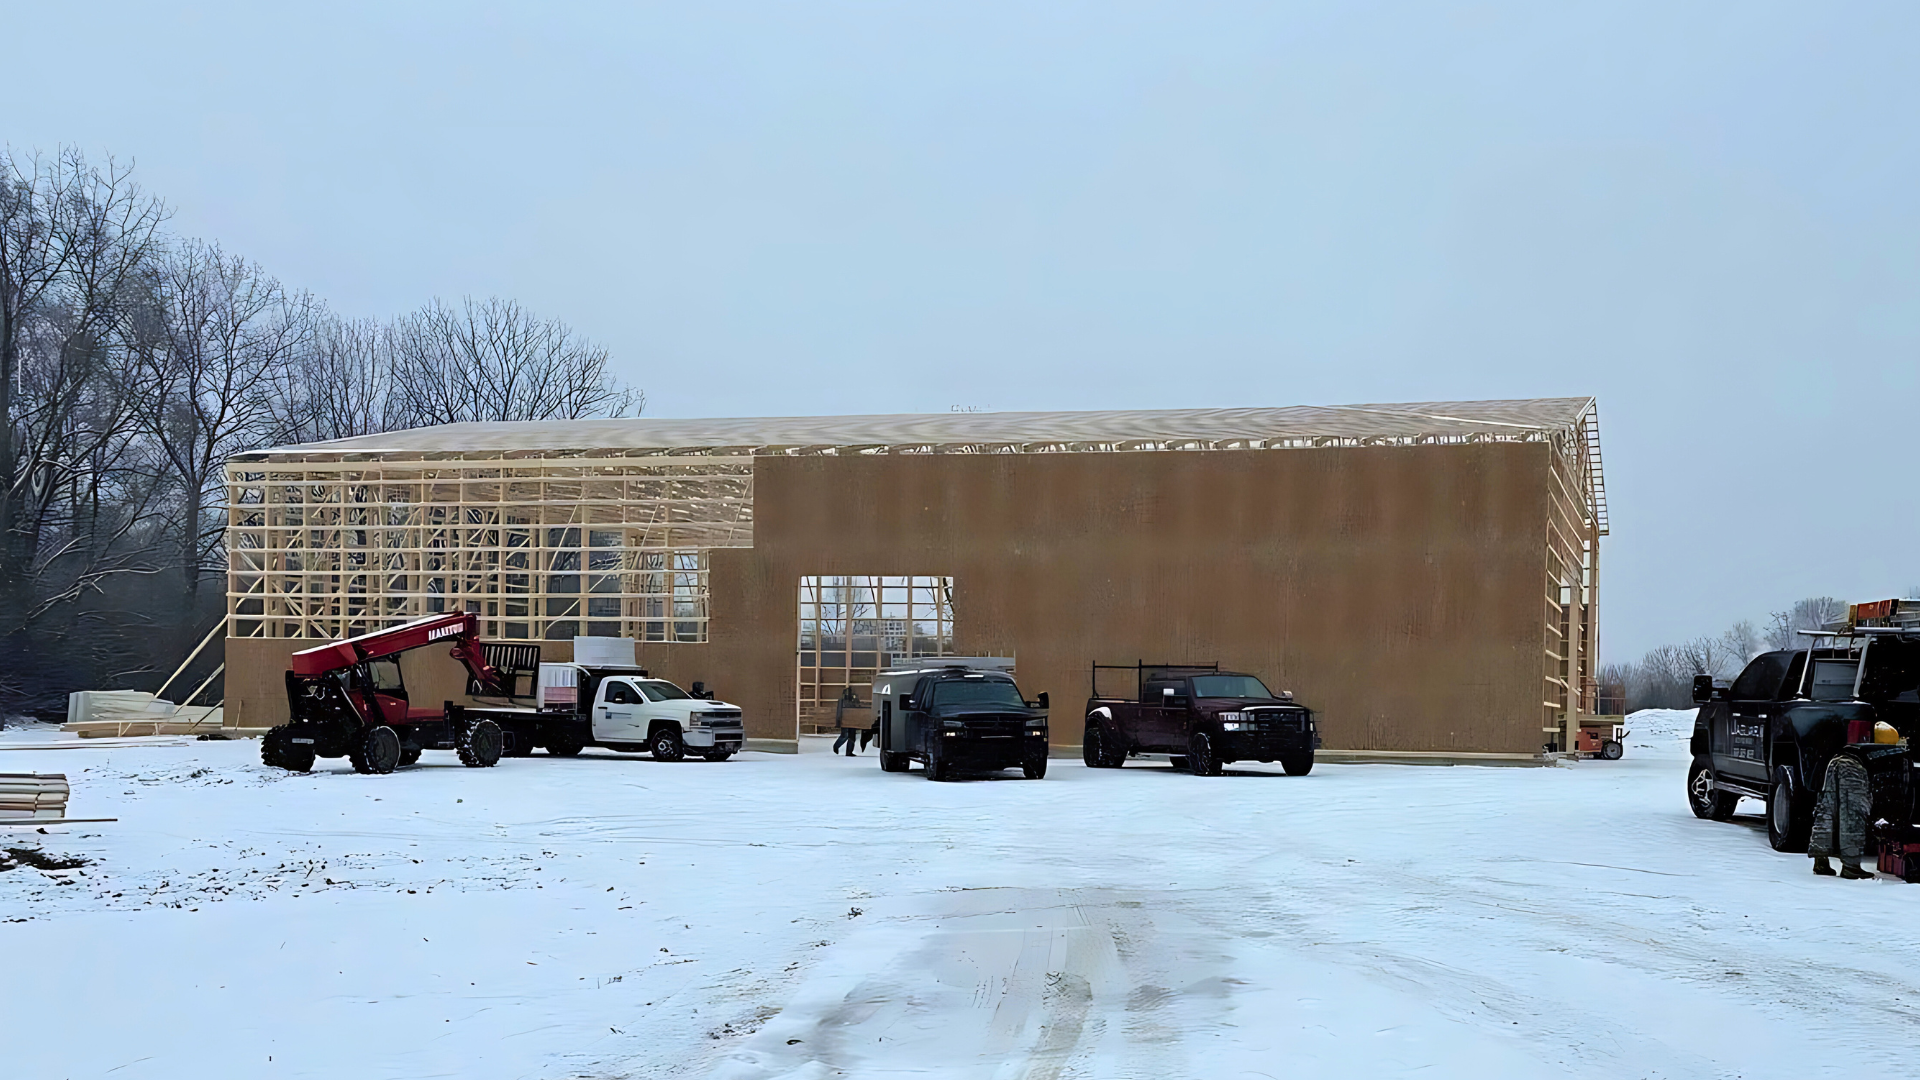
[961,715,1028,737]
[1233,709,1310,733]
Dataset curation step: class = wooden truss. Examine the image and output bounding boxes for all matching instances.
[225,453,753,642]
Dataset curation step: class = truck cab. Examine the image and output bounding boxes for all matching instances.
[1084,663,1318,776]
[870,659,1050,781]
[1689,629,1920,851]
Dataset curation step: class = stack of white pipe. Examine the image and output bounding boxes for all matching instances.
[0,773,70,821]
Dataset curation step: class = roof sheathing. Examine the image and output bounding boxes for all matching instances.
[238,397,1599,461]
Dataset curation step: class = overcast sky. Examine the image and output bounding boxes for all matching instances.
[10,1,1916,660]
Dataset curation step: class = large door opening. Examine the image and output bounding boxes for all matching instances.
[797,575,953,734]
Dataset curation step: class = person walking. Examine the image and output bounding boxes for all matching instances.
[831,687,866,756]
[1809,752,1874,879]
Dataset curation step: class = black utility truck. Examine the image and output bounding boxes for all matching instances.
[1689,611,1920,856]
[1084,662,1318,776]
[870,658,1050,780]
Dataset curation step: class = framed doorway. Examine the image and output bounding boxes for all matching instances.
[797,576,954,734]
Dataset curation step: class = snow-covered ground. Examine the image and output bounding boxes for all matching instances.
[5,711,1917,1079]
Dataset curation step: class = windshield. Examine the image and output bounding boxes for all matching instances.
[930,679,1026,708]
[637,680,691,702]
[1190,675,1275,700]
[361,660,405,693]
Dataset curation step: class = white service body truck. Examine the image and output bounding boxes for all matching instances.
[528,663,745,761]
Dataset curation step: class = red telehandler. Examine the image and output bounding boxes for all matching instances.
[261,612,539,774]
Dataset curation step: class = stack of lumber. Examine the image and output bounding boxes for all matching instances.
[62,691,224,738]
[0,773,70,821]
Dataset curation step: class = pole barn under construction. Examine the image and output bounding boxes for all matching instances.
[222,398,1608,757]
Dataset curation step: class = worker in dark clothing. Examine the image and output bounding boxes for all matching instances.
[831,688,866,756]
[1809,753,1874,879]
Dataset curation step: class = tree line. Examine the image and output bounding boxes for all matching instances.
[1,147,640,716]
[1597,593,1918,712]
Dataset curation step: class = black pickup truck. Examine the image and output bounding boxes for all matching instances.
[1083,662,1318,776]
[870,660,1051,781]
[1689,627,1920,851]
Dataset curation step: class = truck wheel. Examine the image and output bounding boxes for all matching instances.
[1023,752,1048,780]
[458,719,504,767]
[262,726,315,773]
[702,749,735,763]
[924,744,950,781]
[1188,733,1223,776]
[1281,751,1313,776]
[1686,756,1739,821]
[1601,740,1624,761]
[398,745,422,767]
[650,726,686,762]
[1083,723,1122,768]
[544,728,584,757]
[1767,767,1812,853]
[879,751,910,773]
[349,726,401,775]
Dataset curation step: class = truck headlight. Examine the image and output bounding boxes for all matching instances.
[1221,721,1251,731]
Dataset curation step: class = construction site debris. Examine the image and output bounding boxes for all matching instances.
[64,691,224,738]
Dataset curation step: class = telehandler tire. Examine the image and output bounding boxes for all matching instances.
[262,726,315,773]
[349,725,401,775]
[459,719,504,767]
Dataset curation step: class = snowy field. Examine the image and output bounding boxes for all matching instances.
[5,710,1918,1080]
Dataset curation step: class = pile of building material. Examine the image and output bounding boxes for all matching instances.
[62,691,224,739]
[0,773,70,822]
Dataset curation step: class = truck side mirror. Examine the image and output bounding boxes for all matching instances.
[1030,692,1049,710]
[899,696,914,711]
[1691,674,1727,704]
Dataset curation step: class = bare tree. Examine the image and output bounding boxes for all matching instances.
[134,241,313,601]
[1765,596,1845,650]
[0,148,168,626]
[389,297,639,425]
[267,313,407,444]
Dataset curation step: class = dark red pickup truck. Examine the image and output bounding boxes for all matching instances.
[1082,662,1319,776]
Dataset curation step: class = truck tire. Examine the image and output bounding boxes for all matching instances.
[1601,740,1624,761]
[1686,756,1739,821]
[879,750,911,772]
[1082,723,1122,768]
[458,719,504,767]
[261,726,315,773]
[349,725,401,775]
[1767,767,1812,853]
[1023,752,1048,780]
[1281,751,1314,776]
[924,743,950,781]
[544,727,584,757]
[650,726,686,762]
[398,745,423,767]
[1188,733,1223,776]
